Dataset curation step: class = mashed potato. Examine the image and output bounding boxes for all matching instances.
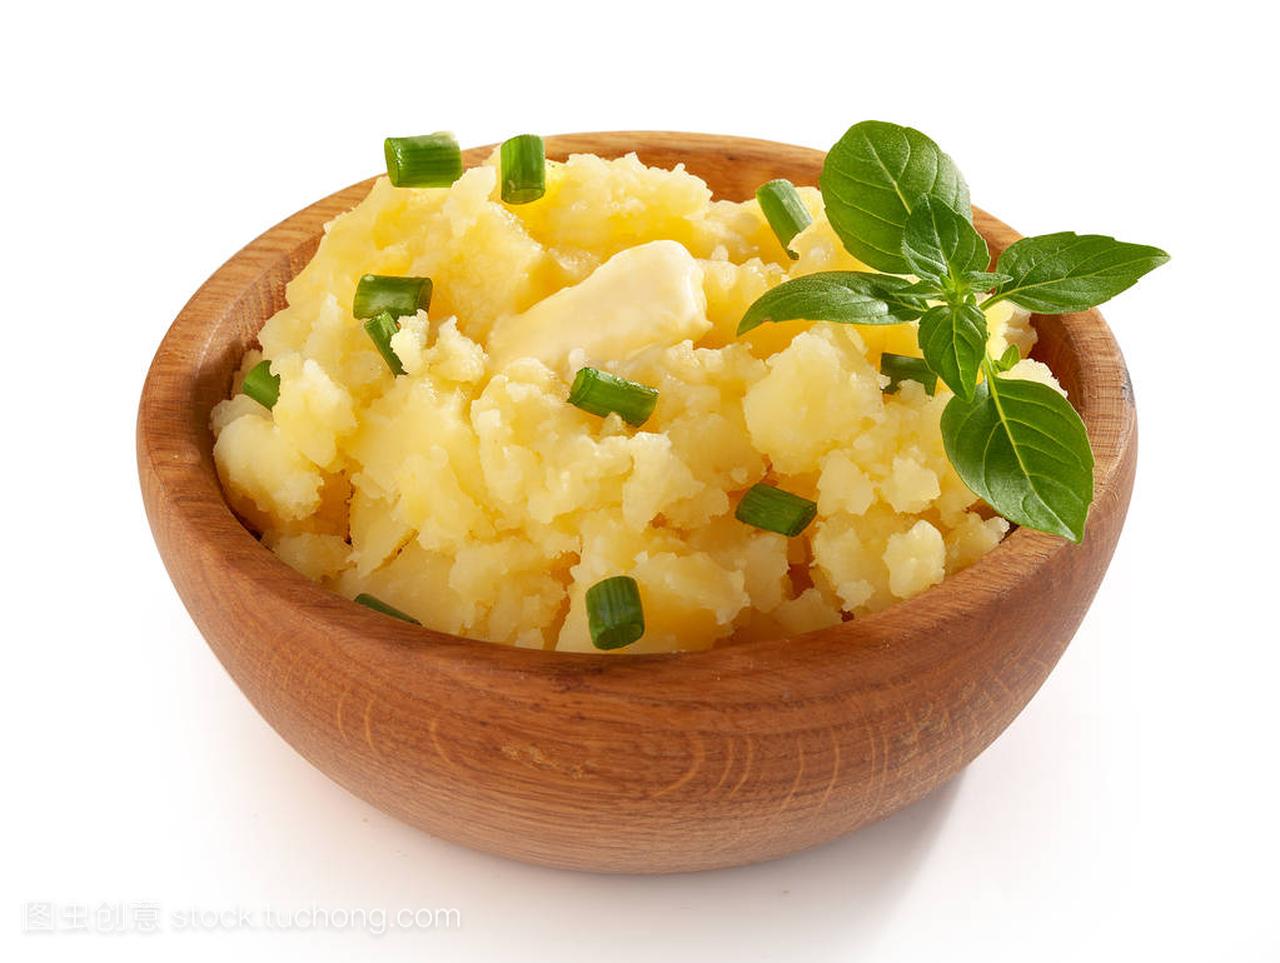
[211,150,1048,652]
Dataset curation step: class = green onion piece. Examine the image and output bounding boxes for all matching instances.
[756,178,813,260]
[880,353,937,396]
[241,359,280,409]
[500,134,546,204]
[568,367,659,427]
[384,132,463,188]
[734,482,817,537]
[586,576,645,650]
[354,593,421,625]
[353,274,432,320]
[363,310,405,375]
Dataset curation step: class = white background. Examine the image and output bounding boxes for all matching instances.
[4,1,1277,959]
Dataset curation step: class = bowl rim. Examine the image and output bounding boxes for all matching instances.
[137,130,1135,677]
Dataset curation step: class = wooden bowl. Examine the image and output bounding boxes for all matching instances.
[137,132,1136,873]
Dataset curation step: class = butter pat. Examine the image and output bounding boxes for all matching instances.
[487,240,709,372]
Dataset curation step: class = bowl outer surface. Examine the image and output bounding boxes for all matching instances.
[137,132,1137,872]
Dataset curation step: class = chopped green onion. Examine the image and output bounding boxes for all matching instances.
[880,353,937,396]
[241,359,280,409]
[353,274,432,320]
[363,310,405,375]
[734,483,817,537]
[568,367,659,427]
[354,593,421,625]
[500,134,546,204]
[756,178,812,260]
[586,576,645,650]
[384,132,463,188]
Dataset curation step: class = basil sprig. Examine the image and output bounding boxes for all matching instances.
[739,120,1168,542]
[818,120,970,274]
[738,272,927,333]
[917,300,988,401]
[941,370,1094,541]
[984,232,1171,312]
[901,196,989,285]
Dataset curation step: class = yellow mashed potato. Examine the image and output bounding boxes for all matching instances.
[211,150,1056,653]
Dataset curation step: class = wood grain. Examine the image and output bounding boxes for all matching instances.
[136,132,1138,873]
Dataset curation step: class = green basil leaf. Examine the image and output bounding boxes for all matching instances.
[962,271,1011,292]
[819,120,971,274]
[992,232,1170,312]
[901,196,990,284]
[898,279,945,297]
[941,374,1094,542]
[738,272,929,334]
[992,344,1021,372]
[918,298,988,401]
